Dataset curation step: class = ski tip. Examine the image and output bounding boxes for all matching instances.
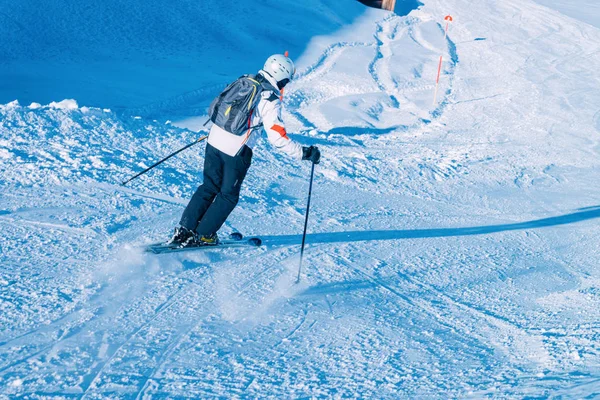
[229,232,244,241]
[248,237,262,246]
[145,247,163,254]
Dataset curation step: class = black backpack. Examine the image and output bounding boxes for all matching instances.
[208,74,278,136]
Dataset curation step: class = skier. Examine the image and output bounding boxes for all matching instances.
[169,54,321,247]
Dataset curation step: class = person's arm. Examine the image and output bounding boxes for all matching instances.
[257,91,303,160]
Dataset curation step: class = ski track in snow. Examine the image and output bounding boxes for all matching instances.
[1,0,600,397]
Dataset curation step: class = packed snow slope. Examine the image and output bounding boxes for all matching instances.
[533,0,600,29]
[1,0,600,398]
[0,0,367,111]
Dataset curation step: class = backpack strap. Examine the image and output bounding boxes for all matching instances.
[241,74,265,132]
[255,73,280,95]
[264,92,279,102]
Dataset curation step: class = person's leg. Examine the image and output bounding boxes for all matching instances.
[179,144,223,231]
[195,146,252,236]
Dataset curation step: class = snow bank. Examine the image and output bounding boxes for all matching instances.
[47,99,78,110]
[0,0,370,112]
[0,100,20,110]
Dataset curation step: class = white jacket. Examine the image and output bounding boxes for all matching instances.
[207,71,303,160]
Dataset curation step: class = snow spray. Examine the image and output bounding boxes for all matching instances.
[433,15,453,106]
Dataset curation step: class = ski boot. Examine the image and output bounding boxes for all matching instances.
[198,233,219,246]
[168,226,198,247]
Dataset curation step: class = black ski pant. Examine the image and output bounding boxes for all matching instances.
[179,143,252,236]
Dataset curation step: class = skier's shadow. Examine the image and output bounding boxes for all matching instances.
[260,206,600,246]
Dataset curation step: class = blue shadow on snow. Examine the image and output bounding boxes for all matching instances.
[260,206,600,246]
[325,126,403,136]
[299,279,378,296]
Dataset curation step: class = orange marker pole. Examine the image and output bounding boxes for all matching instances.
[433,15,453,106]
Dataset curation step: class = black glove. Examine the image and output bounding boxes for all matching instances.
[302,145,321,164]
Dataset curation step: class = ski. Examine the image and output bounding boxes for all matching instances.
[145,233,262,255]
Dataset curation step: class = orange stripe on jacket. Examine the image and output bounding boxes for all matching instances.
[271,124,289,140]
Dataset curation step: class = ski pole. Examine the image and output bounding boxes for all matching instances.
[121,135,208,186]
[296,161,316,283]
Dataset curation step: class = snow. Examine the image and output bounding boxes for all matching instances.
[1,0,600,397]
[0,0,368,112]
[534,0,600,28]
[9,378,22,388]
[47,99,79,110]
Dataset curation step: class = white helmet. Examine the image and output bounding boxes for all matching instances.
[263,54,296,88]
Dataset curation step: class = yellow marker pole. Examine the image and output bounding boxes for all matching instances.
[433,15,453,106]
